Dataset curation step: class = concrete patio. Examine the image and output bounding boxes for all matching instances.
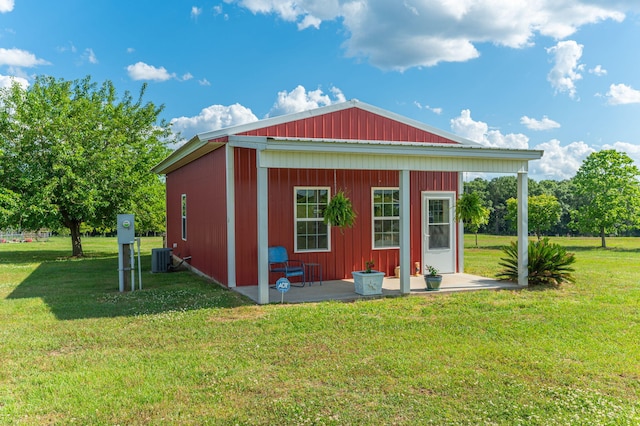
[232,273,521,304]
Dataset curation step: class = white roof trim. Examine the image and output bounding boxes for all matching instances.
[228,135,543,161]
[197,99,482,147]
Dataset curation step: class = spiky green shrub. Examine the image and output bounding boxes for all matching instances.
[498,238,576,286]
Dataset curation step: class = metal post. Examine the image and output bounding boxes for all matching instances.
[137,237,142,290]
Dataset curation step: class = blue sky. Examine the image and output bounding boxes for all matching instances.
[1,0,639,181]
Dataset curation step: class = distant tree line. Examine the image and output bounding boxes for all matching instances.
[462,150,640,248]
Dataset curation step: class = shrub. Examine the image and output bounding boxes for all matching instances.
[498,238,576,286]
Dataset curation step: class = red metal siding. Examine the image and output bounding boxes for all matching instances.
[234,148,259,285]
[238,108,457,143]
[166,148,228,284]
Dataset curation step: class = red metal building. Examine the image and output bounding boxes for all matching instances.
[153,101,542,304]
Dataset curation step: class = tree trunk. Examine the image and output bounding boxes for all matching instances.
[68,220,84,257]
[475,232,479,248]
[600,227,606,249]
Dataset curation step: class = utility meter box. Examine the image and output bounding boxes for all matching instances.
[117,214,135,244]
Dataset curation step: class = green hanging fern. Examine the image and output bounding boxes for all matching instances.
[323,190,357,228]
[497,238,576,287]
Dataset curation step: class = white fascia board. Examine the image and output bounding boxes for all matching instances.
[262,137,543,161]
[152,135,203,173]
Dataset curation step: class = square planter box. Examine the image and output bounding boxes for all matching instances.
[352,270,385,295]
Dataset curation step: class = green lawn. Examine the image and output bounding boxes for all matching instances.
[1,235,639,425]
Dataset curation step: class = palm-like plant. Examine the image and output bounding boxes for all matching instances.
[456,192,490,247]
[498,238,576,287]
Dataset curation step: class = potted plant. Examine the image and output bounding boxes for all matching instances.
[323,190,357,229]
[352,260,385,295]
[424,265,442,291]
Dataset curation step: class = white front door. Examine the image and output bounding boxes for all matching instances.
[422,192,456,274]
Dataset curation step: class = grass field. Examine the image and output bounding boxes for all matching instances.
[1,235,639,425]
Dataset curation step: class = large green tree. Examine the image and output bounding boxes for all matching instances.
[0,76,173,256]
[572,150,640,248]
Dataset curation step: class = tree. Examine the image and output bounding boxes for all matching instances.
[456,192,490,247]
[572,150,640,248]
[0,76,173,256]
[487,176,517,234]
[506,194,562,240]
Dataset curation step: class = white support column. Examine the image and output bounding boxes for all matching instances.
[399,170,411,294]
[256,150,269,304]
[517,171,529,287]
[457,173,465,273]
[226,144,236,287]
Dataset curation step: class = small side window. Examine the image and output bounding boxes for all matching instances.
[181,194,187,241]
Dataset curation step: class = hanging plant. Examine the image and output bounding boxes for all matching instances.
[323,190,357,228]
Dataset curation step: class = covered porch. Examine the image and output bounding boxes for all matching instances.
[232,273,520,304]
[227,135,542,304]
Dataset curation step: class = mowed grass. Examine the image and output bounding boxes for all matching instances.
[1,236,639,425]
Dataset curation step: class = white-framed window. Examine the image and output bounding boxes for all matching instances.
[294,187,330,252]
[181,194,187,241]
[372,187,400,249]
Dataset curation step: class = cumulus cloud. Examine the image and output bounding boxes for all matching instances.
[450,109,529,149]
[0,74,28,89]
[606,83,640,105]
[126,62,176,81]
[267,85,346,117]
[589,64,607,76]
[520,115,561,131]
[0,0,14,13]
[226,0,628,70]
[547,40,584,98]
[0,48,49,67]
[529,139,594,180]
[170,103,259,137]
[191,6,202,19]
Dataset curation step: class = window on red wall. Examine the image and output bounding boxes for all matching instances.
[181,194,187,241]
[294,187,330,252]
[372,188,400,249]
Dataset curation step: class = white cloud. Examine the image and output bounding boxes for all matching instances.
[0,74,28,89]
[126,62,176,81]
[520,115,561,131]
[191,6,202,18]
[414,101,442,115]
[450,109,529,149]
[170,103,258,137]
[450,109,605,180]
[198,78,211,86]
[127,47,135,54]
[181,72,193,81]
[0,48,49,67]
[529,139,594,180]
[0,0,14,13]
[83,48,98,64]
[227,1,628,71]
[589,64,607,76]
[267,85,346,117]
[546,40,584,98]
[606,83,640,105]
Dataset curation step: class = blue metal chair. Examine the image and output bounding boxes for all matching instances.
[268,246,305,287]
